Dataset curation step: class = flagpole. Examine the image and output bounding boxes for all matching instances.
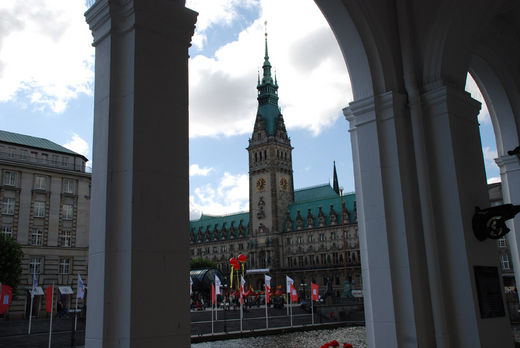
[28,268,36,335]
[240,299,243,332]
[211,300,214,335]
[74,273,79,331]
[289,293,293,327]
[311,296,314,325]
[265,284,268,329]
[48,282,54,348]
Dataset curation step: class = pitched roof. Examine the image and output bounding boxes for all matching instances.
[294,184,339,203]
[190,212,250,240]
[0,130,86,159]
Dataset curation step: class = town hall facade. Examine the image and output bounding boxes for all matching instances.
[189,36,361,299]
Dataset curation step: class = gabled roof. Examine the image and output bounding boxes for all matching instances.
[0,130,87,160]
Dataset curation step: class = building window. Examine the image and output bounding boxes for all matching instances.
[213,246,218,253]
[2,198,15,215]
[297,236,304,244]
[288,257,292,268]
[63,179,75,194]
[31,229,43,246]
[3,171,16,186]
[62,204,73,220]
[21,150,28,160]
[308,235,314,243]
[59,230,72,247]
[498,237,507,248]
[61,156,69,167]
[331,232,336,240]
[59,258,70,274]
[501,254,511,271]
[320,253,326,264]
[51,154,58,165]
[1,226,12,237]
[319,233,325,241]
[29,258,42,274]
[35,176,46,190]
[333,252,339,264]
[34,201,46,218]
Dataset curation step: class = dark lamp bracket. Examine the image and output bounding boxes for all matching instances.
[473,204,520,241]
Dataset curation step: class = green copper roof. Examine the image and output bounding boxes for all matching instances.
[294,184,339,202]
[286,184,356,230]
[190,212,250,241]
[0,130,85,159]
[256,34,281,136]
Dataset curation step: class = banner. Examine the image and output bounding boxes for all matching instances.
[290,283,298,302]
[311,282,319,301]
[215,275,221,295]
[77,274,86,299]
[0,284,13,314]
[264,275,271,303]
[286,275,294,294]
[211,283,216,305]
[45,286,54,313]
[190,276,193,295]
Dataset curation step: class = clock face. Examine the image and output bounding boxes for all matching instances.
[256,177,266,192]
[280,177,288,191]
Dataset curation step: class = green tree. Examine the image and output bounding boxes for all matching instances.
[0,234,23,295]
[190,257,217,270]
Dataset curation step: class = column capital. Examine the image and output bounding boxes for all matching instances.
[85,0,197,48]
[421,84,481,123]
[343,91,407,129]
[496,155,520,174]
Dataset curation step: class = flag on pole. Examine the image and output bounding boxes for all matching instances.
[240,276,246,304]
[77,274,85,299]
[0,284,13,314]
[190,276,193,295]
[311,282,319,301]
[31,273,37,298]
[286,275,293,293]
[265,275,271,303]
[290,283,298,302]
[215,275,221,295]
[45,285,54,313]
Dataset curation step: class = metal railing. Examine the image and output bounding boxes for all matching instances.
[0,152,91,173]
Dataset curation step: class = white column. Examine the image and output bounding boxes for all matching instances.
[421,85,512,347]
[496,155,520,301]
[84,1,197,347]
[345,91,435,348]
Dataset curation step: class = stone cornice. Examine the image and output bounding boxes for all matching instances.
[496,155,520,173]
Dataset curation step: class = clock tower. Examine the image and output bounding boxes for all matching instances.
[247,28,294,269]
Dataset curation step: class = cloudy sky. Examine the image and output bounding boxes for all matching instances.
[0,0,500,220]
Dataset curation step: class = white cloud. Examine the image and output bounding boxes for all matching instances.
[188,0,351,138]
[465,74,490,124]
[482,146,497,163]
[190,164,213,176]
[190,172,249,219]
[187,0,258,50]
[63,133,89,157]
[487,176,501,184]
[0,1,94,113]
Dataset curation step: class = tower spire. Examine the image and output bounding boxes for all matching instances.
[333,161,340,194]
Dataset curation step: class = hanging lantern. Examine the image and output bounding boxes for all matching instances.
[238,254,247,263]
[229,257,237,265]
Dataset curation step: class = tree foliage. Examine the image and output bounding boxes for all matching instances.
[190,257,217,270]
[0,234,23,294]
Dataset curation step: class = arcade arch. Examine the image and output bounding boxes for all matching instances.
[83,0,520,347]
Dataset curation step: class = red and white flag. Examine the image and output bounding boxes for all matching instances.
[0,284,13,314]
[45,285,54,313]
[311,282,319,301]
[211,283,216,305]
[290,283,298,303]
[264,275,271,304]
[286,275,294,294]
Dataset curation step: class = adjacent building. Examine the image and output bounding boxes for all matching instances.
[0,130,91,318]
[190,36,361,299]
